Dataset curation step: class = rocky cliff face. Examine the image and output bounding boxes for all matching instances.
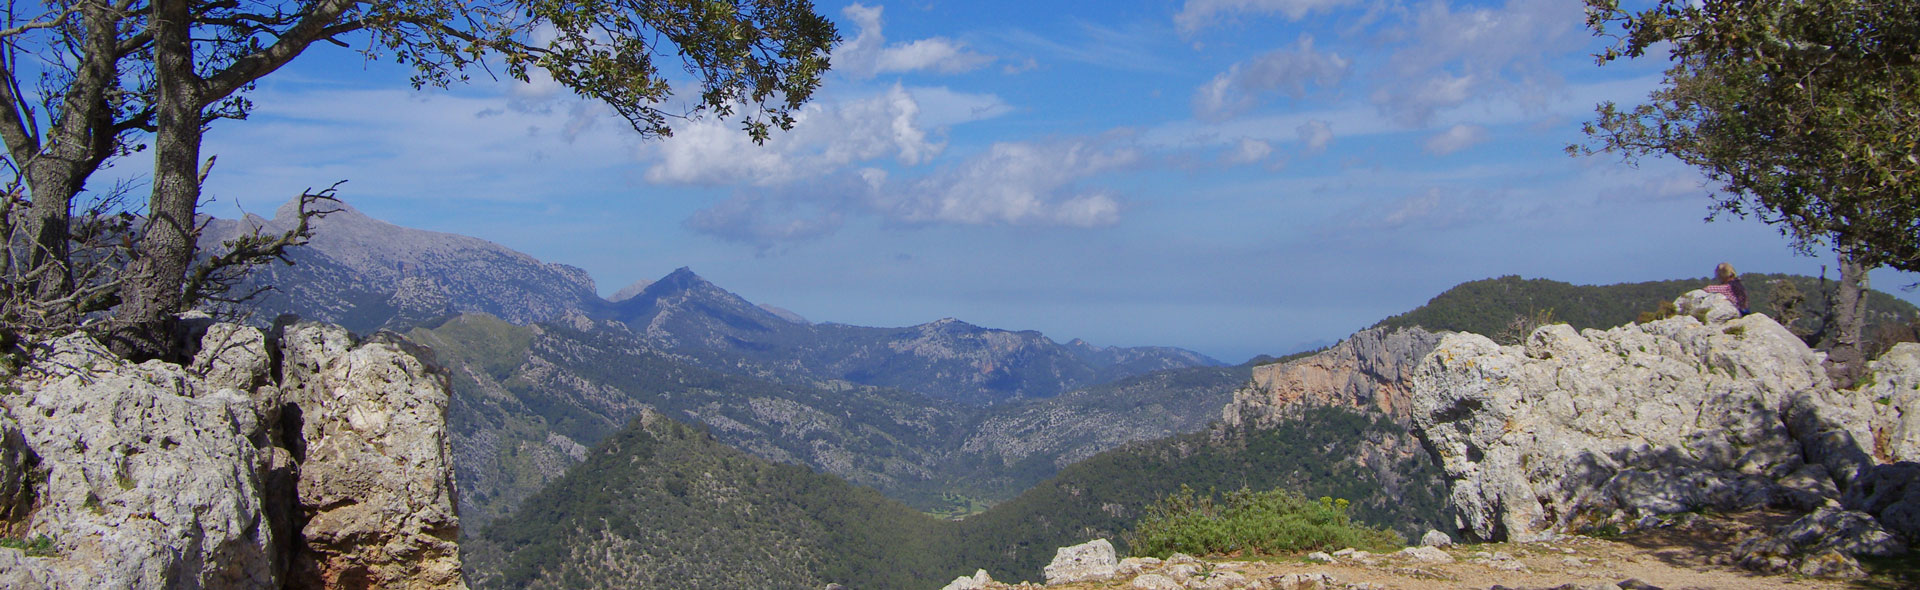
[1409,290,1920,575]
[1222,326,1442,429]
[0,321,464,589]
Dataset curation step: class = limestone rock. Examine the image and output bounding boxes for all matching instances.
[278,323,464,589]
[1675,289,1741,324]
[939,568,994,590]
[1842,462,1920,544]
[1411,308,1840,541]
[190,322,270,392]
[1188,569,1249,590]
[1224,327,1442,428]
[1265,572,1338,590]
[1130,573,1181,590]
[1043,538,1118,585]
[0,322,467,589]
[1396,546,1453,564]
[1419,529,1452,547]
[1731,506,1903,578]
[0,411,28,531]
[1117,556,1162,576]
[0,332,277,589]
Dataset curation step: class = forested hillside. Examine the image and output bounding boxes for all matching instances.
[463,406,1449,589]
[1374,274,1918,342]
[414,313,1247,528]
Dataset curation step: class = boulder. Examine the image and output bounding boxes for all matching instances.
[0,322,467,589]
[1130,573,1181,590]
[1419,529,1452,547]
[1842,462,1920,544]
[939,568,993,590]
[1411,302,1844,541]
[278,323,464,589]
[1729,507,1902,578]
[1043,538,1118,585]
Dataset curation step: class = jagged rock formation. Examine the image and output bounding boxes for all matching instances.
[0,321,464,589]
[277,323,465,588]
[1410,289,1920,575]
[1222,326,1442,428]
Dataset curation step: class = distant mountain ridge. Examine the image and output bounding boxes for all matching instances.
[608,267,1221,405]
[202,200,603,333]
[210,199,1220,406]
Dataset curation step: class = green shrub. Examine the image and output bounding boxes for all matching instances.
[1121,485,1403,558]
[0,535,56,557]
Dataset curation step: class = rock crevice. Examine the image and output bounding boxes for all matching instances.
[0,320,465,589]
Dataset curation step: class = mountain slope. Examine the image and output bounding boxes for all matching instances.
[609,267,1221,405]
[461,411,949,590]
[410,313,967,529]
[202,200,602,332]
[462,405,1450,589]
[418,312,1248,527]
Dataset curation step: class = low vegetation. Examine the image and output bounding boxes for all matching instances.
[1123,486,1402,558]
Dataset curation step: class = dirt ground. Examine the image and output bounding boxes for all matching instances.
[1029,511,1918,590]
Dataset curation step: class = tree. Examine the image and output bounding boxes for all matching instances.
[0,0,837,359]
[1574,0,1920,385]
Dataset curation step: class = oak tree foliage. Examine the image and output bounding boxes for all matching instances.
[1574,0,1920,382]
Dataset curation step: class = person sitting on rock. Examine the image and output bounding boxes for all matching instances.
[1703,262,1750,315]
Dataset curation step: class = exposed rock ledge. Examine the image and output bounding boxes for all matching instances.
[0,320,464,589]
[1412,289,1920,574]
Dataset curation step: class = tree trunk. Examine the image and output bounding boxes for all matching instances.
[10,3,125,307]
[1827,248,1871,388]
[104,0,200,361]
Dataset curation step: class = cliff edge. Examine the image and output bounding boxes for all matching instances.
[0,320,464,589]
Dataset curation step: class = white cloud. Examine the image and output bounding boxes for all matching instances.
[1225,138,1274,164]
[878,140,1138,227]
[1371,0,1587,126]
[1423,123,1488,155]
[1296,120,1334,155]
[839,4,993,78]
[645,84,948,186]
[1175,0,1365,33]
[1193,35,1350,121]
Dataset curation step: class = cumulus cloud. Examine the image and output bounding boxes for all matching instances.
[877,140,1137,227]
[1193,35,1350,121]
[646,84,956,186]
[1175,0,1365,33]
[839,4,993,78]
[1296,120,1334,155]
[1225,138,1274,164]
[682,139,1139,246]
[1423,124,1488,155]
[1371,0,1586,126]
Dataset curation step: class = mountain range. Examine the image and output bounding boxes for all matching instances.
[207,199,1243,528]
[201,198,1920,588]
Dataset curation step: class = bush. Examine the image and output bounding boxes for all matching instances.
[1121,485,1403,558]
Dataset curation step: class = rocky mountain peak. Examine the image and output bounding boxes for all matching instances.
[608,279,655,303]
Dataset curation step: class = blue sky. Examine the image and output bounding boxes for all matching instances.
[186,0,1920,362]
